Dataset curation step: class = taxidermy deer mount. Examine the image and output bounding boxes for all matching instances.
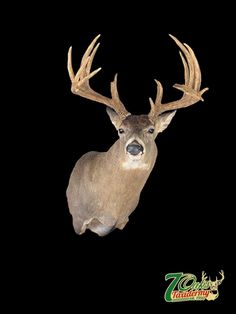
[66,34,208,236]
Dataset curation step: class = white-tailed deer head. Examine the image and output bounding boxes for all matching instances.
[66,34,208,236]
[202,270,224,301]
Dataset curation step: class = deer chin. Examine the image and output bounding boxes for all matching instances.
[122,152,150,170]
[126,151,143,161]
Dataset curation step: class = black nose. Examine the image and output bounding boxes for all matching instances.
[126,141,144,155]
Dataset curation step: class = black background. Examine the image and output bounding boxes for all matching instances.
[6,2,234,310]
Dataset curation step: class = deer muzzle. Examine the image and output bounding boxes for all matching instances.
[126,140,144,156]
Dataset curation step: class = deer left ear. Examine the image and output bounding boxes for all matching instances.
[106,107,123,129]
[155,110,176,134]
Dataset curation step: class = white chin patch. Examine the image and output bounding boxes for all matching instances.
[127,152,143,161]
[122,153,150,170]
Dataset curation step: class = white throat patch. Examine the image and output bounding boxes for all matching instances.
[122,159,150,170]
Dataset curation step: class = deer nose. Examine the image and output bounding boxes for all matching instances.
[126,141,144,155]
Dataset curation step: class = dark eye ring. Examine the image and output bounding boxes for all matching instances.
[118,128,125,134]
[148,128,155,134]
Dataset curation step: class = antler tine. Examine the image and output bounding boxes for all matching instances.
[68,46,100,86]
[148,80,163,117]
[74,35,101,81]
[170,35,195,89]
[85,42,101,76]
[148,34,209,122]
[219,270,224,281]
[202,271,208,281]
[67,35,130,119]
[179,51,190,87]
[67,47,75,81]
[111,74,130,119]
[80,34,101,67]
[73,43,102,89]
[184,43,201,90]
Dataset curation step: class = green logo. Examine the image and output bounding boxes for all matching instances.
[164,271,224,302]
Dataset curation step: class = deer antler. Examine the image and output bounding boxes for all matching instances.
[202,271,208,281]
[217,270,225,283]
[67,34,130,120]
[148,34,209,122]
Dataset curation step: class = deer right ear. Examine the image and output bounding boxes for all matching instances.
[155,110,176,134]
[106,107,123,129]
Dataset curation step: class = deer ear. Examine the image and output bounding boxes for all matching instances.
[155,110,176,134]
[106,107,123,129]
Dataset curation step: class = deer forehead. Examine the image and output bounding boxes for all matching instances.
[121,115,153,130]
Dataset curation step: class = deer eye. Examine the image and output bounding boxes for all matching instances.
[148,128,155,134]
[118,128,125,134]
